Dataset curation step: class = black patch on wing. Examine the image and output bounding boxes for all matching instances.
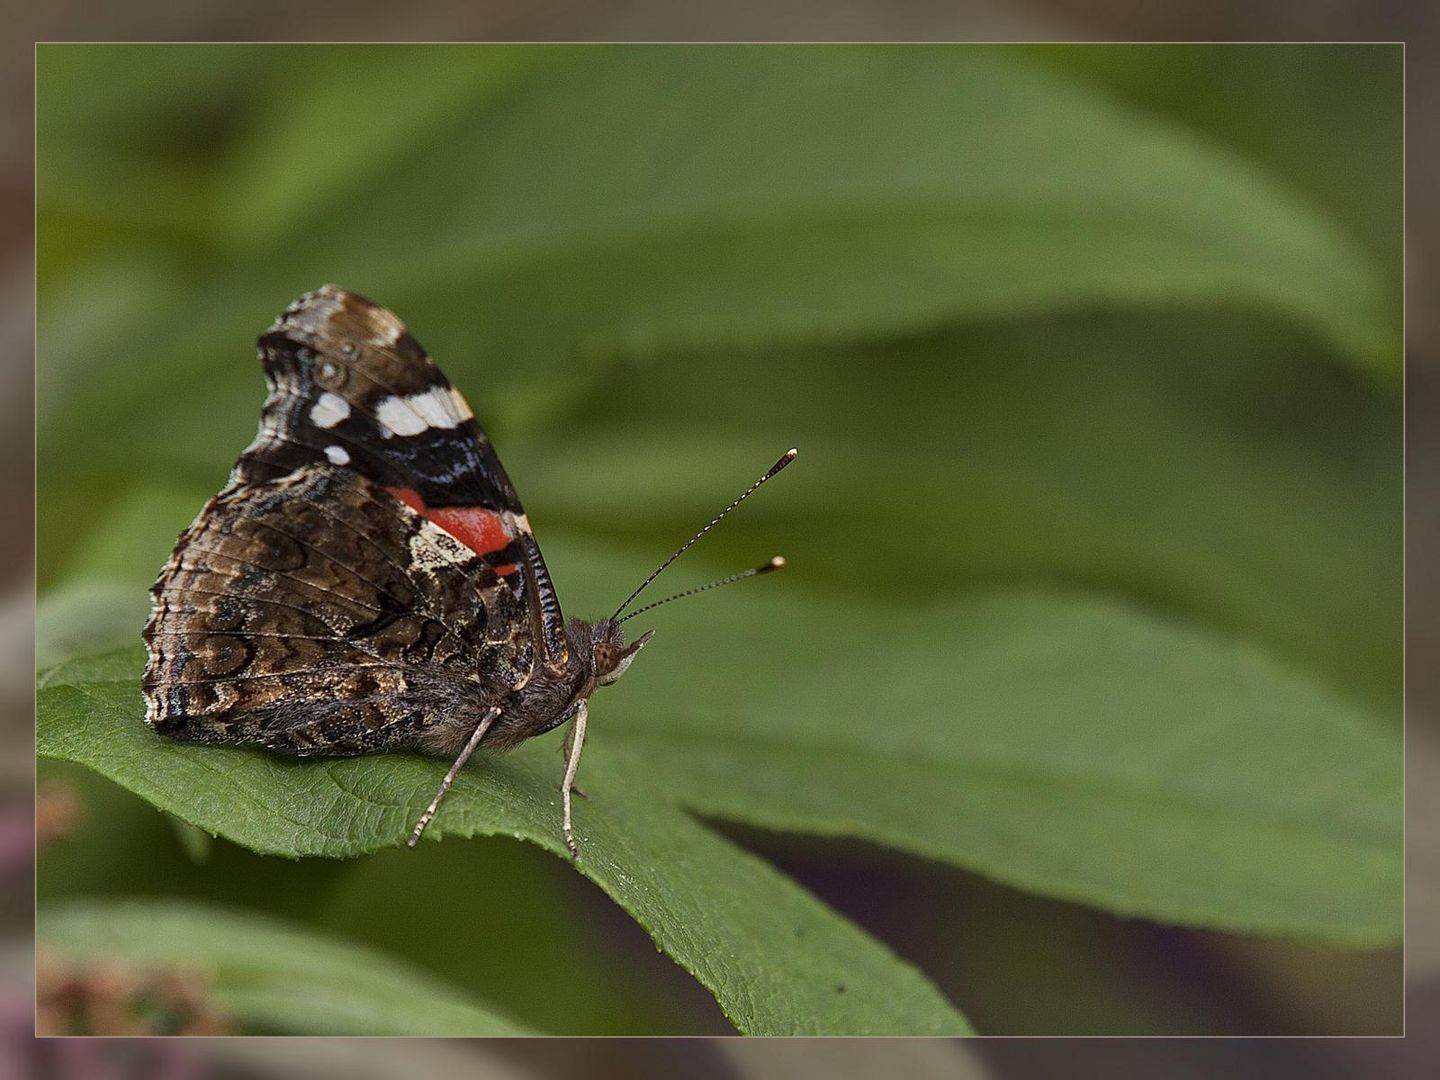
[214,284,567,666]
[245,330,523,512]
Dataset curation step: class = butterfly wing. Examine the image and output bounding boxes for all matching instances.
[142,286,565,757]
[235,284,566,667]
[143,461,540,756]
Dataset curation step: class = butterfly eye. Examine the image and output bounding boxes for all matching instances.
[593,642,620,675]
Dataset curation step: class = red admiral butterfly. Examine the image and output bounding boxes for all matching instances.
[142,286,793,857]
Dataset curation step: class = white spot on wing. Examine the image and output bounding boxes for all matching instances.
[325,445,350,466]
[310,392,351,429]
[408,386,463,428]
[375,396,427,437]
[374,387,466,438]
[449,387,474,421]
[407,519,477,573]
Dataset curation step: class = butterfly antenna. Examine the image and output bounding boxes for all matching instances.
[610,448,797,621]
[619,557,785,622]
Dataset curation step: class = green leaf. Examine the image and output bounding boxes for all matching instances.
[526,318,1401,716]
[1022,44,1402,279]
[38,646,969,1035]
[36,759,731,1035]
[167,816,214,864]
[37,47,1396,451]
[602,585,1401,948]
[212,45,563,243]
[279,45,1394,376]
[38,897,531,1035]
[39,543,1399,955]
[34,578,149,670]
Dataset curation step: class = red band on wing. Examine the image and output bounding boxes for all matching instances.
[386,487,518,576]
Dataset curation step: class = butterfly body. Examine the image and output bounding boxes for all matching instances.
[142,286,651,852]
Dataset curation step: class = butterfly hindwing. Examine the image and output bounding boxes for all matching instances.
[142,463,534,756]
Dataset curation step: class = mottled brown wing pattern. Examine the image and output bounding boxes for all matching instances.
[142,463,529,757]
[137,285,696,856]
[236,284,568,668]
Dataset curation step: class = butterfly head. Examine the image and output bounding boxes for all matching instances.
[573,619,655,689]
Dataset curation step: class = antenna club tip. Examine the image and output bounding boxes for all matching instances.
[763,555,786,572]
[765,448,799,479]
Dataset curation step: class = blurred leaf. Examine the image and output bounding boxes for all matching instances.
[35,579,148,670]
[281,45,1393,376]
[168,816,214,864]
[40,540,1399,950]
[529,316,1401,715]
[39,897,531,1035]
[37,760,730,1035]
[36,45,275,249]
[37,44,273,162]
[1022,44,1402,278]
[215,45,562,242]
[37,48,1395,436]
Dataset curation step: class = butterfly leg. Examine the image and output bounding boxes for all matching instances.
[560,720,589,800]
[561,699,588,860]
[407,706,501,848]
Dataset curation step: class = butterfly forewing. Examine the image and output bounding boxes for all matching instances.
[142,287,562,758]
[234,285,566,665]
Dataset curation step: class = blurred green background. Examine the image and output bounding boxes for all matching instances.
[35,44,1401,1035]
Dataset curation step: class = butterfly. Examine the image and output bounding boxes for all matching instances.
[141,285,793,857]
